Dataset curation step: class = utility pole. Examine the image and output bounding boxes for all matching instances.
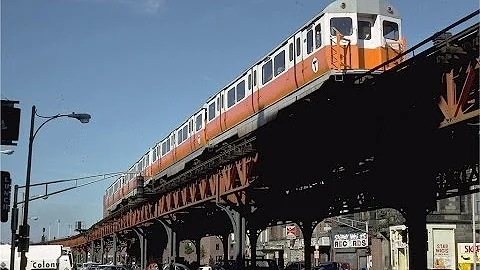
[473,193,477,270]
[57,219,61,239]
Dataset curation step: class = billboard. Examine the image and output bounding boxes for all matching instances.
[1,100,21,146]
[457,243,480,264]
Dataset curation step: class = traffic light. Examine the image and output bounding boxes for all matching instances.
[1,171,12,222]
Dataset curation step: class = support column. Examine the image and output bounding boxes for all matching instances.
[133,228,148,270]
[218,204,246,269]
[100,238,105,264]
[221,234,230,262]
[299,221,316,270]
[90,241,95,262]
[247,229,260,265]
[194,239,201,266]
[403,206,428,270]
[158,219,178,263]
[113,234,118,265]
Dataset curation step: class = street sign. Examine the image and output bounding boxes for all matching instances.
[1,100,21,146]
[1,171,12,222]
[286,225,296,239]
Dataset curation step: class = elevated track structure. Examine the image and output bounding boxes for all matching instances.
[48,10,479,270]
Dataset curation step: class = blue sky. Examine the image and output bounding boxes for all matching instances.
[0,0,478,243]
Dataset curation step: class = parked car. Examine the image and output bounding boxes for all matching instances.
[284,262,304,270]
[313,262,351,270]
[162,262,191,270]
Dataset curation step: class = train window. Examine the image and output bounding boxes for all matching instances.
[262,59,273,84]
[237,80,245,101]
[315,24,322,48]
[177,129,183,144]
[383,21,399,40]
[156,145,160,158]
[189,120,192,133]
[248,74,252,90]
[296,37,301,57]
[253,70,257,86]
[152,148,157,162]
[216,97,220,112]
[289,43,293,61]
[358,21,372,40]
[182,125,188,140]
[330,17,353,36]
[146,155,149,168]
[274,50,285,76]
[227,87,236,108]
[167,137,171,152]
[208,102,215,121]
[307,29,313,54]
[162,141,167,155]
[196,114,202,131]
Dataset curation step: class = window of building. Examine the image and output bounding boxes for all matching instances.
[383,20,399,40]
[358,21,372,40]
[330,17,353,36]
[274,50,285,76]
[307,29,313,54]
[262,59,273,84]
[237,80,245,101]
[315,24,322,48]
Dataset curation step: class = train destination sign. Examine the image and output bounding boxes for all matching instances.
[333,232,368,249]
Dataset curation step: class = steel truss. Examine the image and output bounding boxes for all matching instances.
[56,154,258,247]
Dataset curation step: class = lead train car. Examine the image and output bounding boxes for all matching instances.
[103,0,405,216]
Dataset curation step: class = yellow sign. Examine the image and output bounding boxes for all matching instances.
[457,243,480,264]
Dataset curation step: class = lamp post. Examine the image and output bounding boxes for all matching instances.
[17,105,91,270]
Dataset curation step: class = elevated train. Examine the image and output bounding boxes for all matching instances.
[103,0,406,217]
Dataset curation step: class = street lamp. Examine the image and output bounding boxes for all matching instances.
[1,149,15,155]
[17,105,91,270]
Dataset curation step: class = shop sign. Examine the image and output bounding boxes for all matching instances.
[433,242,455,269]
[333,232,368,248]
[457,243,480,264]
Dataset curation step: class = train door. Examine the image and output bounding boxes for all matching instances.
[188,116,195,152]
[251,66,260,111]
[170,132,176,162]
[219,91,227,131]
[287,37,298,89]
[245,71,253,110]
[294,31,305,86]
[357,15,376,69]
[381,17,402,66]
[329,15,354,70]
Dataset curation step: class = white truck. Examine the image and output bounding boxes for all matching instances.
[0,244,73,270]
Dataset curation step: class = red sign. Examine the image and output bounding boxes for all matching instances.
[286,225,296,239]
